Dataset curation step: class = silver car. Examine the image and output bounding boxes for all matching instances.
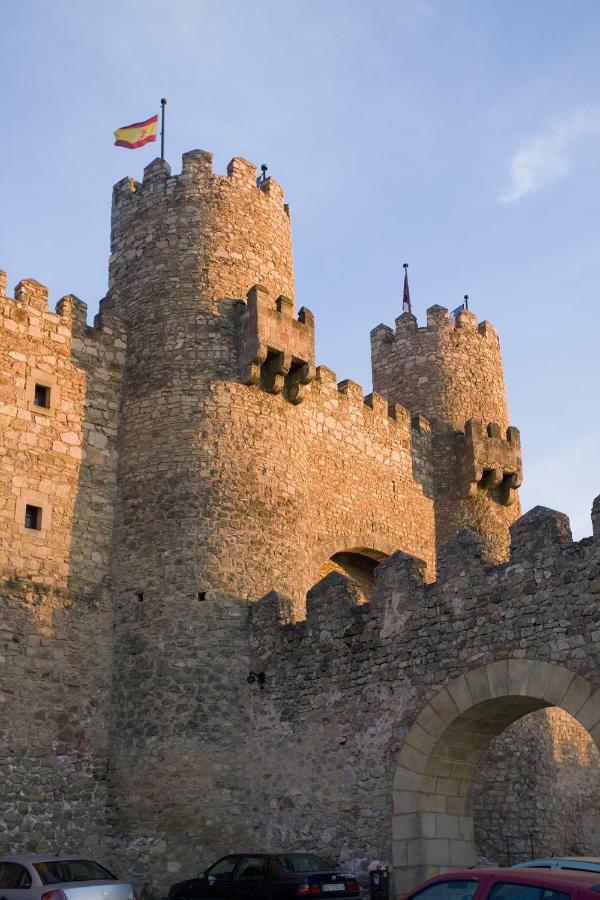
[514,858,600,873]
[0,855,134,900]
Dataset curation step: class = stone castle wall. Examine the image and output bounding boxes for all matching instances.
[0,273,125,594]
[0,583,112,858]
[0,273,124,865]
[107,590,252,893]
[246,506,600,894]
[1,149,597,899]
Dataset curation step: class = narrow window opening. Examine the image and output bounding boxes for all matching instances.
[135,591,144,602]
[197,591,207,602]
[34,384,50,408]
[24,504,42,530]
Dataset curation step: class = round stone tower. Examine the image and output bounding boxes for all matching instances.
[371,303,523,560]
[109,151,295,601]
[107,151,299,883]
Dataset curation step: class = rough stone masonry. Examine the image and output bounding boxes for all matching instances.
[1,150,599,897]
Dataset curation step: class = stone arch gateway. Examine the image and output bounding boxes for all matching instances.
[393,661,600,892]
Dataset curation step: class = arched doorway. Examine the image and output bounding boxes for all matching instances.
[393,661,600,892]
[312,548,389,601]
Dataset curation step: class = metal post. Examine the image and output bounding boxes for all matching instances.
[464,294,469,310]
[160,98,167,160]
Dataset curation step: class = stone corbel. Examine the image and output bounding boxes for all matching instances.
[241,342,268,386]
[264,351,292,394]
[465,464,482,497]
[288,363,316,405]
[497,472,522,506]
[480,469,504,491]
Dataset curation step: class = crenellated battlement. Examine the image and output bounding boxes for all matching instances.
[251,499,597,653]
[0,270,126,351]
[372,304,499,347]
[308,364,415,435]
[111,150,289,213]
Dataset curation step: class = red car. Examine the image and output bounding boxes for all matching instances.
[401,868,600,900]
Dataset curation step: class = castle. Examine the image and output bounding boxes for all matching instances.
[1,150,600,897]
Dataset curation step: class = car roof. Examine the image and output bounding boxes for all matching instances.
[418,868,600,890]
[221,853,327,858]
[0,855,88,864]
[520,859,600,865]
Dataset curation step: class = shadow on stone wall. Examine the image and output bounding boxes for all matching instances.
[473,706,600,863]
[0,580,112,857]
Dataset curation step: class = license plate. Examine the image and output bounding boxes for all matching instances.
[322,885,344,892]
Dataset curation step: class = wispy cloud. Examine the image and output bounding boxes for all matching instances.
[499,111,600,205]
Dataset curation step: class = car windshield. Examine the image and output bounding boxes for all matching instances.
[279,856,334,874]
[33,859,117,885]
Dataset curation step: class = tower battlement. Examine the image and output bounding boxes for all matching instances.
[112,150,288,208]
[371,304,498,354]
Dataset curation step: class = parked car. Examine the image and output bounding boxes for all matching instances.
[399,867,600,900]
[0,854,134,900]
[168,853,361,900]
[514,860,600,874]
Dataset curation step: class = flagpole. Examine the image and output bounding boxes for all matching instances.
[464,294,469,310]
[403,262,411,315]
[160,98,167,160]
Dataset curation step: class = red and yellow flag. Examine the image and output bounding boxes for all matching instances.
[114,114,158,149]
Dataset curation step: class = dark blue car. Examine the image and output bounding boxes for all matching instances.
[168,854,361,900]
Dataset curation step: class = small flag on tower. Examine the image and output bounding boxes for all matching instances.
[114,114,158,149]
[449,295,469,326]
[402,263,412,315]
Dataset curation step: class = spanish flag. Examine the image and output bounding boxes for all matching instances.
[114,114,158,149]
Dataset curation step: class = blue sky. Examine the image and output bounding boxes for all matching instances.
[3,0,600,538]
